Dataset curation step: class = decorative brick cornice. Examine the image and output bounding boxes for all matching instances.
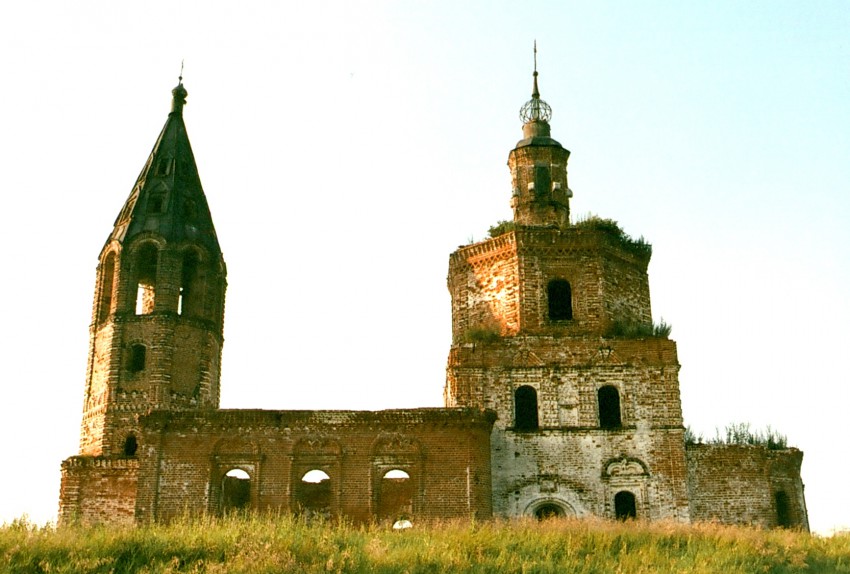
[141,407,497,432]
[61,455,140,470]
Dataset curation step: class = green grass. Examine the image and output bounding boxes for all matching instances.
[574,215,653,259]
[2,515,848,573]
[686,423,789,450]
[605,319,672,339]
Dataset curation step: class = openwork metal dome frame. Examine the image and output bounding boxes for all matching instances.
[520,93,552,124]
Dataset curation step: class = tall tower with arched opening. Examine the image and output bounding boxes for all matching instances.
[444,58,690,521]
[56,67,807,530]
[60,80,226,524]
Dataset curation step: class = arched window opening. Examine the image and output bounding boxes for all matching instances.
[297,469,332,519]
[122,434,138,457]
[178,250,202,317]
[98,253,116,323]
[221,468,251,512]
[515,385,539,431]
[548,279,573,321]
[598,385,622,429]
[134,244,158,315]
[383,469,410,479]
[377,469,413,521]
[775,491,792,528]
[614,491,637,520]
[129,344,146,373]
[535,503,564,520]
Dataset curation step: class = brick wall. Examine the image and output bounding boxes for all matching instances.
[446,336,688,521]
[78,234,226,458]
[447,337,681,424]
[134,408,496,524]
[686,444,808,530]
[446,221,688,522]
[448,234,520,339]
[448,227,652,343]
[58,457,139,526]
[490,427,689,521]
[508,140,571,228]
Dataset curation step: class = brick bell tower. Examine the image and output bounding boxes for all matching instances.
[445,51,689,522]
[77,78,226,458]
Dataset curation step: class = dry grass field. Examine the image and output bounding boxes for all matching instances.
[1,514,848,573]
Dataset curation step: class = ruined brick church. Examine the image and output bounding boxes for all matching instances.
[58,67,808,530]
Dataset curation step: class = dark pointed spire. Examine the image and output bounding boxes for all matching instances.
[108,78,221,255]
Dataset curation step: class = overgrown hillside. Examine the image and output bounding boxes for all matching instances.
[1,515,848,573]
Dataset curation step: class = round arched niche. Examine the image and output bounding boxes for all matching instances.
[525,498,575,520]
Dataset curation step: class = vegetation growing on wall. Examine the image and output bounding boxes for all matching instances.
[460,320,502,344]
[574,215,653,258]
[606,319,672,339]
[487,220,516,238]
[483,217,652,259]
[686,423,789,450]
[462,327,501,344]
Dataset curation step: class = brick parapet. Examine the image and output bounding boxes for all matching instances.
[449,228,650,278]
[141,407,497,431]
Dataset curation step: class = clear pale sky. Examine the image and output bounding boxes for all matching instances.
[0,1,847,534]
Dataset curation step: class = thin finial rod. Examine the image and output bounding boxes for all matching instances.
[531,41,540,99]
[519,39,551,123]
[179,60,184,83]
[534,40,538,74]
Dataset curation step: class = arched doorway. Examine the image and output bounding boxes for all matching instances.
[297,469,332,519]
[614,491,637,520]
[598,385,622,429]
[515,385,539,431]
[377,469,413,521]
[775,491,792,528]
[221,468,251,512]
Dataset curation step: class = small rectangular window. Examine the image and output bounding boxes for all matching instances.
[155,158,172,176]
[129,344,146,373]
[148,196,165,214]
